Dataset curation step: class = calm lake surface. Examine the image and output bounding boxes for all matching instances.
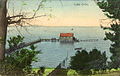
[7,26,111,68]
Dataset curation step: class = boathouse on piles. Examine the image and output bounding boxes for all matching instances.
[59,33,74,42]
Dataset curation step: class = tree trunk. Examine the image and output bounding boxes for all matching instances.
[0,0,7,60]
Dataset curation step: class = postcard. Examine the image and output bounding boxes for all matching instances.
[0,0,120,76]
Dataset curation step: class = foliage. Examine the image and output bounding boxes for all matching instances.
[40,66,45,74]
[0,35,40,75]
[97,0,120,20]
[97,0,120,68]
[7,35,24,48]
[70,50,89,71]
[70,49,107,75]
[88,49,107,70]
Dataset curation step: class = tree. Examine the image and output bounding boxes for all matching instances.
[0,0,8,60]
[0,0,46,60]
[0,35,40,75]
[89,49,107,70]
[97,0,120,68]
[70,49,107,75]
[70,50,89,71]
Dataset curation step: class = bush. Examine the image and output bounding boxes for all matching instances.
[70,48,107,75]
[0,35,40,75]
[88,49,107,70]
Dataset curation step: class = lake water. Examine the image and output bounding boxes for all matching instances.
[7,26,111,68]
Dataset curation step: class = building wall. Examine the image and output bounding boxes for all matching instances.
[59,37,73,42]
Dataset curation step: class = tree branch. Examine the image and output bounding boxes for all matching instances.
[32,0,45,17]
[8,14,46,24]
[7,15,23,19]
[6,39,42,54]
[7,0,47,25]
[21,14,47,20]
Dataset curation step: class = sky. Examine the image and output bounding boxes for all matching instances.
[8,0,107,26]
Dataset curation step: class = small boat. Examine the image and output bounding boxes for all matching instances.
[74,48,82,50]
[71,28,73,30]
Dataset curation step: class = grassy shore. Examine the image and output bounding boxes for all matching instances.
[32,68,120,76]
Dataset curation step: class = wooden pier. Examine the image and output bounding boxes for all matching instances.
[6,38,99,54]
[40,38,59,42]
[40,38,99,42]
